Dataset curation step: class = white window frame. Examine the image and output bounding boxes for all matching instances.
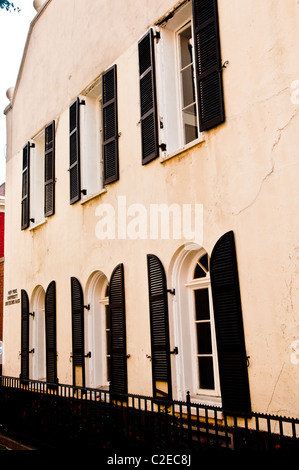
[31,285,46,381]
[29,129,46,228]
[185,275,221,399]
[176,21,198,146]
[169,244,221,407]
[85,271,110,389]
[155,2,204,160]
[80,76,105,203]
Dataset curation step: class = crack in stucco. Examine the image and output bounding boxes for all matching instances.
[232,112,297,216]
[255,86,290,107]
[266,362,285,414]
[232,165,274,216]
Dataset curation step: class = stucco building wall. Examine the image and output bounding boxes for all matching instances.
[3,0,299,417]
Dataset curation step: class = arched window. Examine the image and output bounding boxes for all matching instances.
[169,232,251,414]
[186,251,221,398]
[168,245,220,404]
[31,285,46,381]
[191,252,219,393]
[85,271,109,389]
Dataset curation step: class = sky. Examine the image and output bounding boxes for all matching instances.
[0,0,36,185]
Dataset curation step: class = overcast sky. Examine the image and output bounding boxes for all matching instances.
[0,0,36,185]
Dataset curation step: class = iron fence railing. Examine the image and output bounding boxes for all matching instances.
[0,375,298,452]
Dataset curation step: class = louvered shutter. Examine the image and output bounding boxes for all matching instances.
[138,29,159,165]
[109,263,127,395]
[45,281,58,386]
[71,277,85,387]
[44,121,55,217]
[20,289,29,382]
[210,231,251,414]
[102,65,119,184]
[192,0,225,131]
[21,143,30,230]
[69,98,81,204]
[147,255,172,399]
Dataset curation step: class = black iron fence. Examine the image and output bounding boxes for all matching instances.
[0,375,299,452]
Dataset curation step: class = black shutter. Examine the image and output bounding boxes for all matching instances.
[147,254,172,399]
[138,29,159,165]
[71,277,85,387]
[21,143,30,230]
[192,0,225,131]
[109,263,127,395]
[45,281,58,386]
[102,65,119,184]
[44,121,55,217]
[210,231,251,414]
[69,98,81,204]
[20,289,29,381]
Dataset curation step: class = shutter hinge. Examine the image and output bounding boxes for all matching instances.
[29,311,35,317]
[167,288,175,295]
[84,351,91,358]
[30,218,35,223]
[246,355,250,367]
[79,99,86,106]
[84,304,90,310]
[153,30,160,41]
[29,348,35,354]
[219,60,229,71]
[159,143,167,152]
[29,143,35,148]
[81,189,87,196]
[170,347,178,355]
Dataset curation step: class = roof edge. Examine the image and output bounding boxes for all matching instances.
[4,0,53,115]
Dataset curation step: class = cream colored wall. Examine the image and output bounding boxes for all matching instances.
[3,0,299,417]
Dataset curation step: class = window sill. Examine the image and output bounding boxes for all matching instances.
[29,219,47,231]
[159,134,205,164]
[80,188,107,205]
[190,394,223,416]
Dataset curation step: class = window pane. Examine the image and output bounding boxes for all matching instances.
[185,123,198,144]
[198,357,214,390]
[179,26,192,69]
[183,104,198,144]
[178,22,198,145]
[194,262,206,278]
[194,288,210,320]
[194,253,209,278]
[196,322,212,354]
[181,66,196,108]
[200,253,209,272]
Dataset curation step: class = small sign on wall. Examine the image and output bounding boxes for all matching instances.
[5,289,20,306]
